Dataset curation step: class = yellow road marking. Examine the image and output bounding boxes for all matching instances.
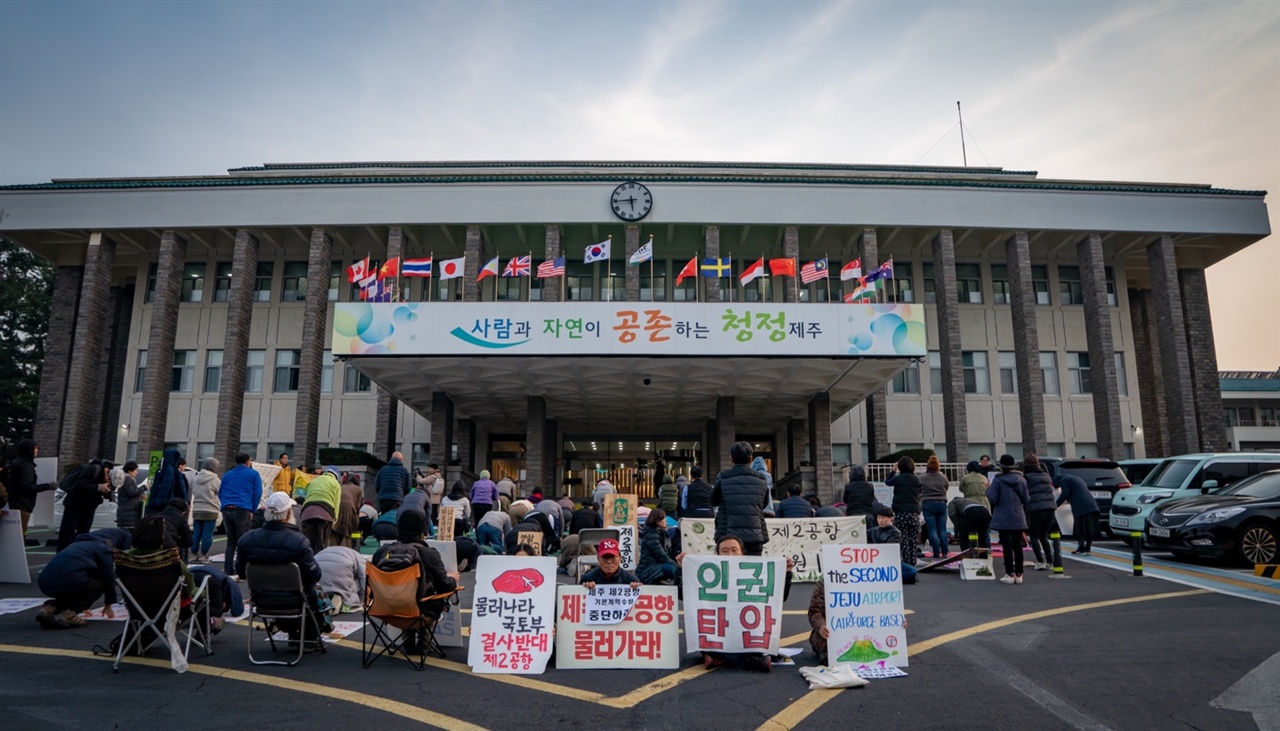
[0,643,489,731]
[1083,552,1280,595]
[755,589,1210,731]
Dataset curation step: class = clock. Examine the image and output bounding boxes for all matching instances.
[610,181,653,222]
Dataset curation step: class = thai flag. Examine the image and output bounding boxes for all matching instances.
[800,257,828,284]
[537,257,565,278]
[504,255,531,277]
[402,258,433,277]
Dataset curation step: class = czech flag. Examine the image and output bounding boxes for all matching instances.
[477,256,500,281]
[740,257,766,286]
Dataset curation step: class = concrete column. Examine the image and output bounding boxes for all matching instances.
[463,225,482,302]
[1006,232,1047,456]
[624,225,640,301]
[457,418,477,473]
[526,396,547,489]
[214,230,259,469]
[34,266,83,457]
[716,396,735,477]
[705,418,719,478]
[858,229,890,460]
[1179,268,1228,452]
[1128,288,1168,457]
[786,418,808,471]
[1079,234,1125,459]
[544,417,559,496]
[808,393,833,503]
[136,231,187,459]
[97,285,135,461]
[704,226,721,302]
[782,226,801,303]
[1145,236,1198,456]
[543,225,562,303]
[932,230,968,463]
[430,392,455,467]
[292,228,333,466]
[61,234,116,467]
[374,226,405,459]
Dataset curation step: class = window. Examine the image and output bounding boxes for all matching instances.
[171,350,196,392]
[1068,352,1091,395]
[145,263,157,303]
[203,350,223,393]
[495,278,524,302]
[566,262,594,301]
[126,442,138,461]
[991,264,1011,305]
[196,443,214,464]
[1003,443,1022,460]
[238,442,257,459]
[528,276,544,302]
[1045,443,1066,458]
[605,273,625,302]
[1058,265,1084,305]
[266,443,293,461]
[1075,443,1099,459]
[928,351,942,394]
[254,262,273,301]
[245,350,265,393]
[1236,406,1256,427]
[1105,266,1117,306]
[1114,352,1128,397]
[933,444,948,462]
[411,443,431,466]
[922,262,936,303]
[274,349,301,392]
[344,364,371,393]
[321,350,334,393]
[1040,351,1060,395]
[893,262,914,303]
[956,263,982,304]
[962,351,990,394]
[832,444,852,467]
[181,263,206,302]
[641,273,667,302]
[971,444,995,462]
[999,352,1017,394]
[1032,265,1050,305]
[892,361,920,394]
[328,261,341,301]
[213,262,233,302]
[134,350,147,392]
[163,442,186,457]
[1261,406,1277,427]
[339,442,369,452]
[282,261,308,302]
[1225,407,1238,427]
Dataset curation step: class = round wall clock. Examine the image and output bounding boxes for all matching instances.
[610,181,653,221]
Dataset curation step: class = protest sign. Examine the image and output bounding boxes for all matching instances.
[0,511,30,584]
[679,517,865,581]
[0,598,48,616]
[427,540,463,647]
[616,524,637,571]
[251,463,281,506]
[555,586,679,669]
[603,494,638,527]
[31,457,58,528]
[821,544,908,669]
[437,506,456,542]
[682,555,786,655]
[584,584,640,625]
[467,556,556,674]
[516,531,543,555]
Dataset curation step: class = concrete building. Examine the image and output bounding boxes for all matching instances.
[1220,371,1280,452]
[0,161,1269,499]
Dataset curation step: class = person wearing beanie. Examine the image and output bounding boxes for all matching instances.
[372,507,458,624]
[190,458,222,563]
[987,455,1030,584]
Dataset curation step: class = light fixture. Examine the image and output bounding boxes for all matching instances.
[121,423,129,430]
[1131,424,1143,436]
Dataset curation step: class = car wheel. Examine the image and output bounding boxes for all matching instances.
[1236,523,1279,566]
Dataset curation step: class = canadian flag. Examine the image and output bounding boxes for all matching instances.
[346,256,370,284]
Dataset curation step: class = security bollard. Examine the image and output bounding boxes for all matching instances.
[968,533,979,554]
[1049,530,1069,579]
[1131,531,1144,576]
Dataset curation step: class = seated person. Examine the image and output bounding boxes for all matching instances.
[190,563,244,634]
[35,527,131,628]
[948,495,993,552]
[777,485,815,518]
[636,508,680,585]
[476,507,512,554]
[512,543,537,557]
[579,539,641,590]
[315,545,367,614]
[117,516,198,641]
[372,509,459,621]
[505,510,556,555]
[372,507,400,543]
[809,539,911,665]
[867,505,918,584]
[235,492,330,645]
[570,502,601,534]
[157,497,194,561]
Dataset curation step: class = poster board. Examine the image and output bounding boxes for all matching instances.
[437,506,456,542]
[147,451,163,485]
[0,510,31,583]
[616,524,637,572]
[959,557,995,580]
[467,556,556,674]
[516,531,543,555]
[681,555,786,655]
[251,463,281,507]
[679,517,865,581]
[555,585,680,669]
[820,544,908,669]
[602,494,638,527]
[30,457,58,529]
[426,540,463,647]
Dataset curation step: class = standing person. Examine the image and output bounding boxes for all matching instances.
[948,495,992,552]
[374,451,411,514]
[300,466,342,551]
[889,457,923,567]
[115,460,145,531]
[842,465,876,522]
[591,478,616,512]
[681,466,715,519]
[657,473,679,514]
[920,455,951,559]
[5,438,55,541]
[190,458,221,563]
[218,452,263,579]
[36,527,131,628]
[959,461,991,510]
[271,453,296,495]
[57,462,112,552]
[419,463,445,524]
[1023,454,1058,570]
[332,472,364,548]
[711,442,770,555]
[750,455,776,513]
[145,449,187,516]
[469,469,498,525]
[987,454,1030,584]
[978,455,996,481]
[672,474,689,518]
[1056,471,1100,555]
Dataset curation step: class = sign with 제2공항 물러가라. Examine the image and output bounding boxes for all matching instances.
[555,585,679,669]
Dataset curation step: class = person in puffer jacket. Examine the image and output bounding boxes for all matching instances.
[36,528,131,628]
[711,442,770,554]
[1022,454,1059,570]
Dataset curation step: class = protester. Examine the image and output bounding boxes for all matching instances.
[978,454,996,481]
[440,481,472,535]
[570,501,601,534]
[657,473,679,514]
[637,508,680,585]
[867,504,918,583]
[469,470,499,525]
[372,452,409,514]
[189,562,243,633]
[235,491,329,645]
[145,448,187,515]
[988,454,1030,584]
[842,465,876,522]
[671,474,689,517]
[417,463,445,524]
[333,472,365,548]
[711,442,770,555]
[960,460,991,510]
[689,535,793,672]
[495,473,516,502]
[750,455,776,514]
[777,484,815,518]
[111,460,143,532]
[57,462,113,551]
[579,539,641,589]
[920,455,950,559]
[680,466,715,519]
[218,453,263,579]
[372,507,400,542]
[508,498,533,524]
[36,527,130,628]
[158,497,194,561]
[528,486,544,505]
[534,499,563,542]
[591,478,616,512]
[372,508,457,623]
[271,453,297,495]
[512,544,537,557]
[505,510,556,555]
[476,506,512,554]
[190,458,221,563]
[948,495,992,552]
[1056,470,1100,555]
[124,515,196,598]
[300,466,342,551]
[315,545,366,613]
[888,457,923,567]
[5,438,54,540]
[1023,454,1058,570]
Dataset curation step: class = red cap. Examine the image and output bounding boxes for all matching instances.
[597,539,620,558]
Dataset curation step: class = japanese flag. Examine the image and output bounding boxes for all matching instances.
[439,256,466,280]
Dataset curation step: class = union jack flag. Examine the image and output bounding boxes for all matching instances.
[537,257,565,278]
[504,255,531,277]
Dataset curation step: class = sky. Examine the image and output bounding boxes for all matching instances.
[1,0,1276,369]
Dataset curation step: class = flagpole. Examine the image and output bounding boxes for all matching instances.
[696,250,701,303]
[527,250,533,302]
[825,253,831,303]
[793,255,799,303]
[649,235,654,302]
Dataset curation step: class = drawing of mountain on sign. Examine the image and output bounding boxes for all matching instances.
[838,638,891,663]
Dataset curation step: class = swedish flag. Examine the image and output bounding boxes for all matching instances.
[700,257,732,278]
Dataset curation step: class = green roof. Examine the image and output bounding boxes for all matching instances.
[1220,378,1280,392]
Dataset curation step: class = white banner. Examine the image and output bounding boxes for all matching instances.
[821,544,908,669]
[617,524,637,572]
[427,540,463,647]
[467,556,557,674]
[0,511,30,584]
[679,517,865,582]
[555,586,679,669]
[585,584,640,625]
[31,457,58,529]
[681,555,786,655]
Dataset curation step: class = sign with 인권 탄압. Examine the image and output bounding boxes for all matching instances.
[821,543,908,670]
[681,555,786,655]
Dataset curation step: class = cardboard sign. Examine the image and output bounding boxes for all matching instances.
[467,556,556,674]
[959,557,995,581]
[584,584,640,625]
[603,494,638,527]
[821,544,908,669]
[516,531,543,555]
[426,540,463,647]
[437,506,456,542]
[681,555,786,655]
[679,517,865,582]
[555,586,680,669]
[617,524,637,571]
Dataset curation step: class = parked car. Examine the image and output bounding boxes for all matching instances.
[1110,453,1280,542]
[1052,459,1131,537]
[1144,469,1280,566]
[1118,459,1162,487]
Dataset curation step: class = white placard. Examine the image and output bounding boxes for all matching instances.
[427,539,463,647]
[31,457,59,529]
[555,585,680,670]
[585,584,640,625]
[0,598,47,615]
[681,555,786,655]
[616,524,638,572]
[821,544,908,669]
[0,511,31,583]
[856,665,908,679]
[679,517,865,582]
[467,556,556,674]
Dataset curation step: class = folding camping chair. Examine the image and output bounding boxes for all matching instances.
[112,550,212,672]
[361,562,462,670]
[575,527,621,581]
[245,562,328,666]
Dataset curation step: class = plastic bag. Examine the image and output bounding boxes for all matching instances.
[799,664,870,690]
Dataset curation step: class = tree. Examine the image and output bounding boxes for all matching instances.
[0,238,53,462]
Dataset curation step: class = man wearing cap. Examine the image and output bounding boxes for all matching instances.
[236,491,328,644]
[300,466,343,551]
[219,452,264,578]
[579,539,641,590]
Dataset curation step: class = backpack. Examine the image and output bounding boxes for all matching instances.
[376,543,428,597]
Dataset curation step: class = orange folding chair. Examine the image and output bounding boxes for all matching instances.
[361,562,461,670]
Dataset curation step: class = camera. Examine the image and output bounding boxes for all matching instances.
[643,376,651,386]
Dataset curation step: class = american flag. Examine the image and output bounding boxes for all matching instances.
[504,255,531,277]
[800,257,829,284]
[537,257,565,278]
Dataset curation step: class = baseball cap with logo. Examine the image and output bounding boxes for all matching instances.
[264,491,296,513]
[597,539,620,558]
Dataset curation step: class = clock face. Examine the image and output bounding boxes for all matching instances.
[610,181,653,221]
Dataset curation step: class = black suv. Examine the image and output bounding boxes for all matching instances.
[1053,460,1132,536]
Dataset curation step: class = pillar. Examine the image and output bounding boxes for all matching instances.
[214,230,259,469]
[782,226,801,303]
[61,234,116,468]
[1006,231,1047,456]
[716,396,735,476]
[544,417,559,495]
[808,393,833,503]
[705,418,719,478]
[1179,268,1227,452]
[96,284,135,461]
[858,229,891,460]
[624,224,640,301]
[526,396,547,489]
[457,418,477,473]
[136,231,187,459]
[430,392,455,467]
[34,266,83,457]
[543,225,562,303]
[374,226,404,459]
[932,229,968,463]
[704,226,721,302]
[1079,234,1125,460]
[1128,288,1168,457]
[463,225,482,302]
[786,418,808,471]
[1145,235,1198,455]
[292,228,332,466]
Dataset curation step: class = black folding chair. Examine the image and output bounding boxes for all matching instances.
[245,562,328,666]
[112,550,211,672]
[361,562,462,670]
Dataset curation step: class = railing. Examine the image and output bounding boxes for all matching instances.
[860,462,969,483]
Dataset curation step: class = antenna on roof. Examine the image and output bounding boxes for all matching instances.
[957,101,968,167]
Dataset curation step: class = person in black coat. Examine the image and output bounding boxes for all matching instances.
[158,497,194,561]
[371,509,458,620]
[842,465,877,522]
[505,511,558,555]
[711,443,770,555]
[235,492,327,641]
[57,462,113,552]
[6,438,55,540]
[570,502,601,535]
[887,457,923,566]
[36,527,131,628]
[681,466,715,519]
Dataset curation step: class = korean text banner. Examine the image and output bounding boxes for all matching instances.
[333,302,926,357]
[820,544,908,669]
[555,586,680,669]
[467,556,557,674]
[682,556,786,655]
[680,517,866,582]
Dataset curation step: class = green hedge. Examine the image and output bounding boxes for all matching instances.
[318,447,385,470]
[870,447,936,465]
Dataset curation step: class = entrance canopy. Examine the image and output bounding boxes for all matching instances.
[336,301,926,434]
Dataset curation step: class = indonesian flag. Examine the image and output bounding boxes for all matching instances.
[346,257,370,284]
[841,258,862,281]
[740,257,766,286]
[675,257,698,286]
[768,257,797,277]
[379,257,400,279]
[438,256,466,280]
[476,256,500,281]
